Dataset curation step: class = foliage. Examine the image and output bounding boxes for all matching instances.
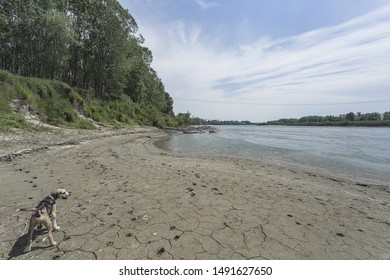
[176,112,192,126]
[260,111,390,127]
[0,112,27,130]
[171,112,256,126]
[0,0,174,129]
[0,70,176,130]
[0,70,95,128]
[205,120,255,125]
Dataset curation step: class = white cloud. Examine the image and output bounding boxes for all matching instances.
[139,5,390,121]
[195,0,220,10]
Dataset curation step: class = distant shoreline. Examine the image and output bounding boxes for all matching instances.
[258,121,390,127]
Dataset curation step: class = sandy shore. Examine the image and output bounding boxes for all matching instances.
[0,128,389,260]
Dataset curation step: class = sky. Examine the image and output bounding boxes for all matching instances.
[119,0,390,122]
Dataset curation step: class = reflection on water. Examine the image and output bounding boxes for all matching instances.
[156,126,390,183]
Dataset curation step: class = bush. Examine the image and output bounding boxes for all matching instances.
[0,112,27,129]
[40,97,77,125]
[0,112,52,131]
[0,70,174,129]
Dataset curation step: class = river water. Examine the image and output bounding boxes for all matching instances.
[157,125,390,184]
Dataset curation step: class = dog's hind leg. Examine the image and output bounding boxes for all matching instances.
[23,219,37,253]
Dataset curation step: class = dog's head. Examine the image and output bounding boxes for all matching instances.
[51,188,72,200]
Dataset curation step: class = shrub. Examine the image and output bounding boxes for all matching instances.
[0,112,27,129]
[0,70,174,129]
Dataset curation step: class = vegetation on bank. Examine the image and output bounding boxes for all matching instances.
[259,111,390,127]
[170,111,390,128]
[0,0,177,131]
[0,70,178,131]
[174,112,256,126]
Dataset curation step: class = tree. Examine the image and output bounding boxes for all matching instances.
[39,10,75,80]
[0,0,175,117]
[177,112,192,126]
[346,112,355,121]
[360,112,382,121]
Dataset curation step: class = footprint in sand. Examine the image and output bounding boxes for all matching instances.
[157,247,165,255]
[211,187,223,195]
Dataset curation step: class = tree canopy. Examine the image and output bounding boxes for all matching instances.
[0,0,173,117]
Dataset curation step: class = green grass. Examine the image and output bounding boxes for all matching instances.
[0,70,176,130]
[0,112,27,129]
[0,112,52,132]
[0,70,94,129]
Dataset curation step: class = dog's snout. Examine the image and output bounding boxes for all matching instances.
[61,190,71,199]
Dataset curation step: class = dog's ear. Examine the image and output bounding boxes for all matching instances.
[51,190,60,200]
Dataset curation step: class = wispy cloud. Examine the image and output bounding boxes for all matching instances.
[141,5,390,120]
[195,0,220,10]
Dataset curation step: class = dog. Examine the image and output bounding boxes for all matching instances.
[17,188,71,253]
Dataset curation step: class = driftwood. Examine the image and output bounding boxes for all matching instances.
[164,125,217,134]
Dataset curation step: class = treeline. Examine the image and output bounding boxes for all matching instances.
[174,112,256,126]
[0,0,173,117]
[204,120,255,125]
[260,111,390,126]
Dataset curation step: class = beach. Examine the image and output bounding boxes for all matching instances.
[0,128,389,260]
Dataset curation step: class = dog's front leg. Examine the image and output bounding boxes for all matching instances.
[52,213,60,230]
[51,205,60,230]
[45,220,57,246]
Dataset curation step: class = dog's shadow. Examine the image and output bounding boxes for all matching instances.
[8,228,54,259]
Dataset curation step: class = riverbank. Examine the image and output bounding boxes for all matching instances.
[0,128,389,259]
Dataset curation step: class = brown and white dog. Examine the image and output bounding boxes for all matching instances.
[17,188,71,253]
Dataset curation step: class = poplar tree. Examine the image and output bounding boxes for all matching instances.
[0,0,174,116]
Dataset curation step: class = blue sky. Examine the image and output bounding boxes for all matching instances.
[119,0,390,121]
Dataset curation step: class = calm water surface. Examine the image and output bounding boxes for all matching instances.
[157,126,390,183]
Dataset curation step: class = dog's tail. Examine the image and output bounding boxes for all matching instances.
[17,208,43,217]
[16,208,38,212]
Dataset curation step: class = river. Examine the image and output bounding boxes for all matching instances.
[156,125,390,184]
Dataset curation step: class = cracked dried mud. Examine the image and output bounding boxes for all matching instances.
[1,128,389,260]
